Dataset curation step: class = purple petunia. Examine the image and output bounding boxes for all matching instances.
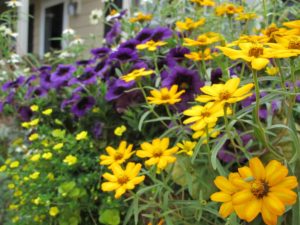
[71,96,96,117]
[109,48,138,63]
[90,47,111,59]
[210,68,223,84]
[166,47,190,66]
[135,28,153,43]
[119,39,139,50]
[18,106,33,121]
[50,64,76,83]
[68,68,97,85]
[2,76,25,91]
[151,27,173,41]
[105,78,135,101]
[105,21,121,45]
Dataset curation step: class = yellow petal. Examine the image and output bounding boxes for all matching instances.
[238,166,253,178]
[214,176,237,194]
[225,77,240,93]
[210,192,231,202]
[266,165,288,186]
[219,202,234,218]
[261,206,278,225]
[244,198,262,222]
[115,187,126,199]
[249,157,265,180]
[103,173,117,182]
[232,189,254,205]
[263,194,285,216]
[269,187,297,205]
[272,176,298,189]
[251,58,269,70]
[232,83,254,97]
[101,182,120,191]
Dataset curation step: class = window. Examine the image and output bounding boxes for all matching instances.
[28,4,35,53]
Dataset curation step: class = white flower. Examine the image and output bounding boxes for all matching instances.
[69,38,84,46]
[58,51,75,59]
[5,0,22,8]
[89,9,103,25]
[0,26,17,38]
[8,54,21,64]
[62,28,75,36]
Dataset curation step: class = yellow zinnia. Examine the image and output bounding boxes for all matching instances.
[147,85,185,105]
[211,157,298,225]
[218,43,297,70]
[196,77,254,105]
[176,17,206,32]
[190,0,215,7]
[129,12,152,23]
[136,40,167,51]
[121,68,154,82]
[177,140,197,156]
[101,162,145,198]
[185,48,214,61]
[136,138,178,172]
[99,141,134,168]
[183,33,220,47]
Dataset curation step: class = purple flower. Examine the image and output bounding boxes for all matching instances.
[151,27,173,41]
[105,78,135,101]
[92,122,104,139]
[61,94,81,109]
[109,48,138,62]
[76,59,95,66]
[18,106,33,121]
[71,96,96,117]
[135,28,153,43]
[218,133,252,163]
[50,64,76,82]
[25,75,37,85]
[38,65,52,73]
[26,86,48,99]
[94,60,111,79]
[90,47,111,58]
[40,72,53,90]
[119,39,139,50]
[105,21,121,45]
[115,90,143,113]
[69,68,97,85]
[166,47,190,66]
[2,76,25,91]
[211,68,223,84]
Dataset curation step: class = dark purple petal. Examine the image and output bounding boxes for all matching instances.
[166,47,190,66]
[50,64,76,82]
[2,76,25,91]
[135,28,153,43]
[151,27,173,41]
[92,122,104,139]
[109,48,138,62]
[105,21,121,45]
[119,39,139,50]
[211,68,223,84]
[105,78,135,101]
[71,96,96,117]
[18,106,33,121]
[90,47,111,58]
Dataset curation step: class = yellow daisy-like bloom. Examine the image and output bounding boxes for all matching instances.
[183,33,220,47]
[136,40,167,51]
[30,105,39,111]
[53,143,64,150]
[265,66,279,76]
[191,122,220,140]
[215,3,243,17]
[183,102,229,130]
[177,140,197,156]
[42,152,52,160]
[227,35,270,47]
[235,12,257,21]
[99,141,134,168]
[185,48,214,61]
[101,162,145,199]
[121,68,154,82]
[218,42,297,70]
[267,35,300,55]
[176,17,206,32]
[196,77,254,105]
[49,207,59,217]
[30,153,41,162]
[63,155,77,166]
[190,0,215,7]
[212,157,298,225]
[261,23,297,41]
[147,85,185,105]
[29,171,40,180]
[129,12,152,23]
[114,125,127,136]
[29,133,39,141]
[9,161,19,168]
[76,131,88,140]
[42,108,53,115]
[136,138,178,172]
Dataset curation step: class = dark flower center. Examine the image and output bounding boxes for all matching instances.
[57,68,70,76]
[78,71,94,81]
[114,153,124,161]
[265,27,279,37]
[251,180,269,198]
[77,98,90,110]
[219,91,231,100]
[288,40,300,49]
[248,47,263,57]
[118,175,129,185]
[153,148,163,157]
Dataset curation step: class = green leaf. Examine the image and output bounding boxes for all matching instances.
[99,209,120,225]
[211,134,228,170]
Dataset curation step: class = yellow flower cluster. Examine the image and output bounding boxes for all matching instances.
[211,157,298,225]
[176,17,206,32]
[129,12,152,23]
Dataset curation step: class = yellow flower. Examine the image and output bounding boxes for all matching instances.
[215,3,243,16]
[101,162,145,199]
[227,35,270,47]
[10,161,19,168]
[29,171,40,180]
[196,77,254,105]
[12,216,19,223]
[30,154,41,162]
[190,0,215,7]
[218,42,297,70]
[63,155,77,166]
[265,66,279,76]
[47,173,55,180]
[0,165,7,172]
[114,125,127,136]
[176,17,206,32]
[136,138,178,172]
[8,183,15,189]
[261,23,296,41]
[183,33,220,47]
[183,102,229,131]
[136,40,167,51]
[29,133,39,141]
[42,152,52,160]
[129,12,152,23]
[30,105,39,111]
[267,35,300,55]
[100,141,134,168]
[9,204,19,210]
[76,131,88,140]
[185,48,214,61]
[121,68,154,82]
[282,20,300,34]
[32,197,41,205]
[49,207,59,217]
[42,108,53,115]
[212,158,298,225]
[235,12,257,21]
[53,143,64,150]
[14,190,22,197]
[147,85,185,105]
[191,122,220,140]
[177,141,197,156]
[22,118,40,128]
